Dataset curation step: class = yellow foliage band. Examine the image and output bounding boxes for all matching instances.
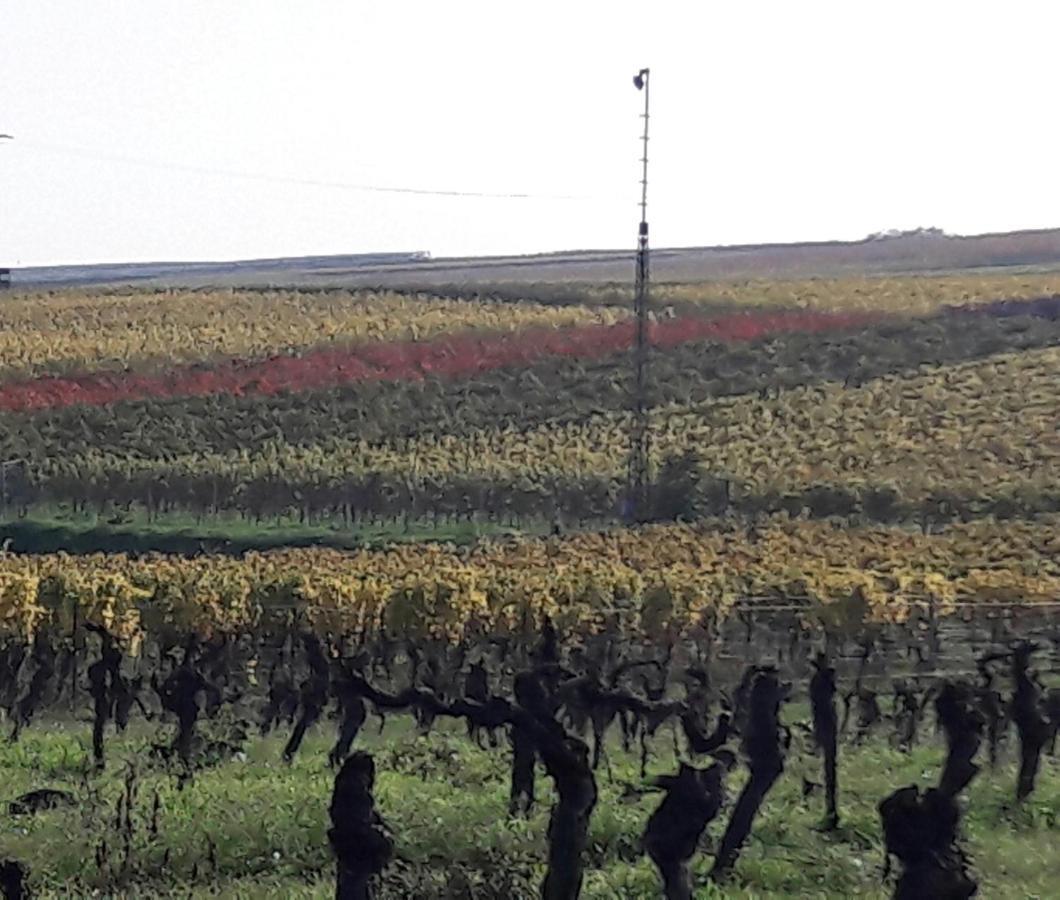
[5,271,1060,380]
[0,288,626,380]
[1,518,1056,645]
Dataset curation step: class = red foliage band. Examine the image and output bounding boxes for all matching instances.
[0,310,879,413]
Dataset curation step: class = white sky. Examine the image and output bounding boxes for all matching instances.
[1,0,1058,266]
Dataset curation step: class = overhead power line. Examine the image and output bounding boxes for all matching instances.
[11,139,591,201]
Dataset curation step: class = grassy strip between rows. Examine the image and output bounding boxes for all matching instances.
[4,475,1060,559]
[0,716,1056,898]
[0,513,533,556]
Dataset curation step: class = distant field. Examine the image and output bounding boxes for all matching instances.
[298,228,1060,289]
[10,227,1060,291]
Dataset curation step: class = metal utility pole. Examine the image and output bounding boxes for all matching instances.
[0,136,12,290]
[627,68,651,523]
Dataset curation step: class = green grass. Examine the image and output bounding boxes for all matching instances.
[0,713,1056,898]
[0,507,541,555]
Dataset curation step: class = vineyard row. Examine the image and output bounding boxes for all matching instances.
[0,288,625,382]
[5,307,1057,465]
[0,309,869,414]
[2,274,1059,402]
[0,518,1057,643]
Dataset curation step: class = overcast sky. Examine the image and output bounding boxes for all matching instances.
[1,1,1057,266]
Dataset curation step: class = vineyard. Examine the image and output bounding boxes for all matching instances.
[0,277,1058,535]
[0,289,629,381]
[0,272,1057,898]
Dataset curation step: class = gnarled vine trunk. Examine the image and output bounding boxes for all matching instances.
[328,752,392,900]
[809,653,839,829]
[643,759,731,900]
[710,667,788,880]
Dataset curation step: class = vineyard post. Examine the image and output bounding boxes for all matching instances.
[927,594,940,661]
[70,595,79,709]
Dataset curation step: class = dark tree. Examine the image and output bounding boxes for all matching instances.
[878,786,976,899]
[260,661,299,736]
[974,656,1007,769]
[328,752,393,900]
[934,681,983,797]
[0,860,27,900]
[10,634,56,742]
[341,669,597,900]
[632,690,682,778]
[555,669,623,775]
[809,652,839,829]
[85,623,137,767]
[710,667,789,880]
[113,675,149,733]
[283,633,332,763]
[892,680,929,753]
[508,721,537,817]
[879,675,983,900]
[643,758,733,900]
[1010,642,1050,802]
[508,672,539,817]
[329,662,368,768]
[1047,688,1060,756]
[680,710,731,757]
[533,616,561,667]
[0,642,27,714]
[535,723,597,900]
[154,637,219,769]
[840,640,878,744]
[8,789,74,816]
[850,684,882,745]
[86,653,109,767]
[730,663,761,733]
[682,665,712,722]
[463,660,497,748]
[199,635,235,717]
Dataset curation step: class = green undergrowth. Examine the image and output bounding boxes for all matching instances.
[0,510,540,555]
[0,715,1056,898]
